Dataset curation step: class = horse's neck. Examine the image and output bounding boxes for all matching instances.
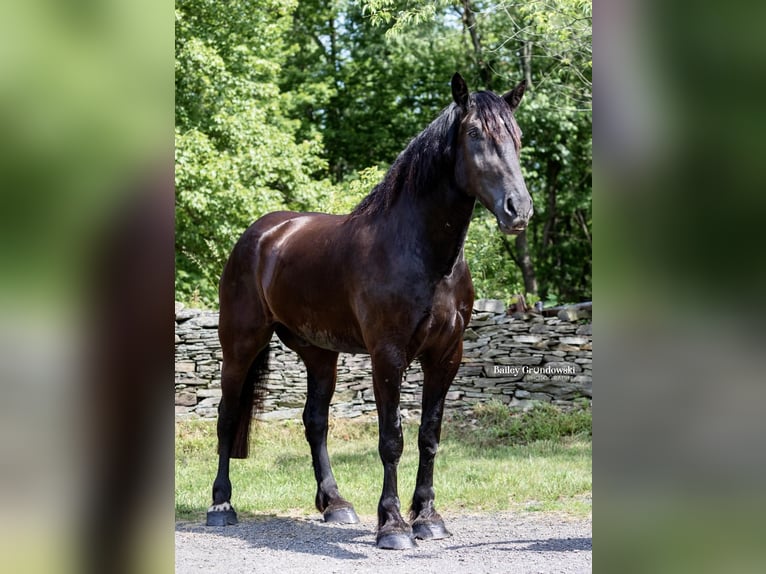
[390,178,476,278]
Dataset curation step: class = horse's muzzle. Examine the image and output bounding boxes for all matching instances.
[497,215,529,235]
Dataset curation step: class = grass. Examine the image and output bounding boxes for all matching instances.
[175,403,591,521]
[460,400,593,447]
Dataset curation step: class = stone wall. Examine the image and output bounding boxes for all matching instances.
[175,299,592,421]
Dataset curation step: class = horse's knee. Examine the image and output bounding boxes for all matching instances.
[419,441,438,459]
[379,431,404,465]
[302,404,329,437]
[418,429,439,458]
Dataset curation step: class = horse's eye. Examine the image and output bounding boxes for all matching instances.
[468,127,481,140]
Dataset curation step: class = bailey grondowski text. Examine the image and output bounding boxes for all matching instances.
[493,364,576,376]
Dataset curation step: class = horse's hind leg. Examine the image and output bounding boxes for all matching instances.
[409,343,462,540]
[286,338,359,523]
[207,325,273,527]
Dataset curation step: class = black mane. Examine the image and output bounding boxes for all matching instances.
[351,103,463,217]
[351,90,520,218]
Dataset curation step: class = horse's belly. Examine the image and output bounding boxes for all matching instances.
[295,324,368,354]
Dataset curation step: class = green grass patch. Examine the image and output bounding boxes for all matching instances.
[458,400,592,447]
[176,405,591,522]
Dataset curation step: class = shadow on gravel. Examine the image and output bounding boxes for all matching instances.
[447,536,591,553]
[176,516,372,560]
[520,537,591,552]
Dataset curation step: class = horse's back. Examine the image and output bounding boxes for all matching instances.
[224,210,346,276]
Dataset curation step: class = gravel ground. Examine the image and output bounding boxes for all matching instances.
[175,511,591,573]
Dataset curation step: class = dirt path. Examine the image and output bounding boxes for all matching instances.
[175,511,591,573]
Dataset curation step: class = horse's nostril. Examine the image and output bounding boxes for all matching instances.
[506,198,517,219]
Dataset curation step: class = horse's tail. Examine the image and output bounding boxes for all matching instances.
[229,346,270,459]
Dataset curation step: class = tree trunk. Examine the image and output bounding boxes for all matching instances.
[328,15,344,181]
[515,230,538,295]
[461,0,492,90]
[521,40,534,88]
[542,159,562,250]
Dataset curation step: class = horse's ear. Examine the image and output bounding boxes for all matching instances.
[502,80,527,113]
[451,73,470,110]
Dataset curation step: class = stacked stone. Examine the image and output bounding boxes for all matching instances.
[175,300,592,420]
[330,354,376,419]
[446,299,592,411]
[175,307,224,419]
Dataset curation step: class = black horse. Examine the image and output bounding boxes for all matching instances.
[206,73,532,549]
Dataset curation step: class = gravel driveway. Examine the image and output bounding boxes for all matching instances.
[175,511,591,573]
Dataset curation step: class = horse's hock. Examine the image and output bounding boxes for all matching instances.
[174,299,592,420]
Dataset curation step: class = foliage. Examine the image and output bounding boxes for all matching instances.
[322,166,387,214]
[521,91,592,302]
[464,210,525,300]
[364,0,591,106]
[174,0,592,307]
[281,0,469,181]
[175,0,334,304]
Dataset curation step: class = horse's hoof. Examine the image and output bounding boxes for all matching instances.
[412,519,451,540]
[323,505,360,524]
[376,531,416,550]
[206,502,237,526]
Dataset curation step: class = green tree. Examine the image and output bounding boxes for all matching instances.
[281,0,469,181]
[175,0,332,305]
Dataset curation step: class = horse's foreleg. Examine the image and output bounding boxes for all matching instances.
[372,351,415,549]
[409,343,462,540]
[300,347,359,524]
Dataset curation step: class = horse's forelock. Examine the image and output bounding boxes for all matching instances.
[471,91,522,150]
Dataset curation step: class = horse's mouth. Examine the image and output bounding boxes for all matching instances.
[497,218,528,235]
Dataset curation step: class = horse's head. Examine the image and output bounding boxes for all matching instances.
[452,73,533,234]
